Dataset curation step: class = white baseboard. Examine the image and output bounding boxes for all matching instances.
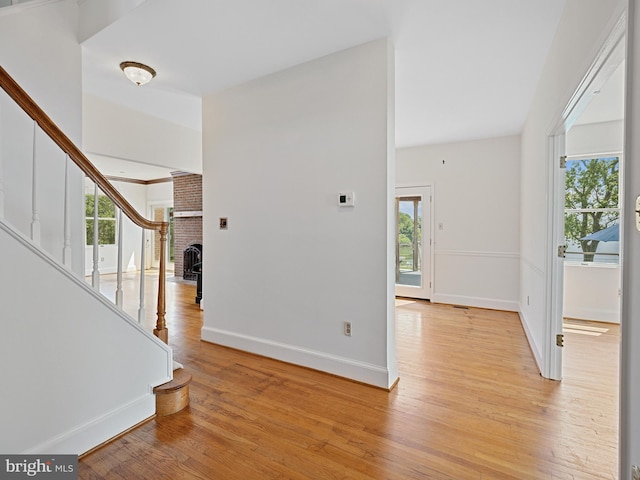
[563,307,620,324]
[201,327,396,389]
[431,293,519,312]
[25,394,156,455]
[518,309,544,375]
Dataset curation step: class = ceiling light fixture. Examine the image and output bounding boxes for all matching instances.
[119,61,156,86]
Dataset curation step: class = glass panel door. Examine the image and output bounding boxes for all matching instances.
[395,186,431,299]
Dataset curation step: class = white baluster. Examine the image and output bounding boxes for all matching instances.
[62,155,72,269]
[115,209,123,308]
[0,101,4,220]
[30,121,40,244]
[138,228,146,323]
[91,183,100,290]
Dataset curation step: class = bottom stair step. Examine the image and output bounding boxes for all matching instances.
[153,369,192,416]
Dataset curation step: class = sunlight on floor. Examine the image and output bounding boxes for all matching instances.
[395,298,417,307]
[563,320,610,337]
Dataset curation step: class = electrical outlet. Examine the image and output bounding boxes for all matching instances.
[344,321,352,336]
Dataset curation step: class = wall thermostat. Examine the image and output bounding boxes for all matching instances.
[338,192,355,207]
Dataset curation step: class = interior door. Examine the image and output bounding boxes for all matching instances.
[395,186,431,299]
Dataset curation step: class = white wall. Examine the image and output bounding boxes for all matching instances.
[0,0,84,276]
[78,0,146,42]
[0,222,172,454]
[567,120,624,156]
[83,94,202,174]
[564,263,620,322]
[396,135,521,311]
[201,39,397,388]
[519,0,625,374]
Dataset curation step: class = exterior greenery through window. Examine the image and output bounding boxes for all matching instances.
[85,194,117,245]
[564,156,620,263]
[397,198,422,271]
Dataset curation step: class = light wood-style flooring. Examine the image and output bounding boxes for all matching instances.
[79,275,619,479]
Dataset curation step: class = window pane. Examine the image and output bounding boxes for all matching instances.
[85,194,117,246]
[564,211,619,263]
[565,157,619,210]
[97,195,116,218]
[86,219,116,246]
[85,194,95,217]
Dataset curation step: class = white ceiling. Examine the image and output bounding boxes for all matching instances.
[81,0,568,178]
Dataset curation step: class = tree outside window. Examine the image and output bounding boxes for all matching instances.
[85,194,117,245]
[564,156,620,263]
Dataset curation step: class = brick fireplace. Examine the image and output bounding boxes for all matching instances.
[171,172,203,281]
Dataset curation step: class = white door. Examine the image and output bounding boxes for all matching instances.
[395,186,431,299]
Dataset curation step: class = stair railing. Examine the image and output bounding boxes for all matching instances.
[0,66,169,344]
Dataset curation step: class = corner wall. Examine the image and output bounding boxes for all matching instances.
[396,135,521,311]
[201,39,397,388]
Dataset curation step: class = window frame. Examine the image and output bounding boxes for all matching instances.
[563,153,621,265]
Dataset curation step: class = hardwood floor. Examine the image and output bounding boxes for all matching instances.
[79,278,619,479]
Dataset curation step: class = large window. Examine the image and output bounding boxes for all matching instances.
[564,155,620,264]
[85,194,117,246]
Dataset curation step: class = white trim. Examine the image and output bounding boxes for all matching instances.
[24,394,156,455]
[201,327,396,389]
[544,133,565,381]
[430,293,519,312]
[566,151,623,161]
[518,309,544,375]
[173,210,202,217]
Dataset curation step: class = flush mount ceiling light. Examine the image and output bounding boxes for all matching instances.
[119,61,156,86]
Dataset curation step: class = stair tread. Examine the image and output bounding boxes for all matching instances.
[154,369,192,394]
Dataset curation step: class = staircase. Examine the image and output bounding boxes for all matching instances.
[0,65,190,454]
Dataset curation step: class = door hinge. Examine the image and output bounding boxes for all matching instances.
[556,333,564,347]
[560,155,567,168]
[558,245,566,258]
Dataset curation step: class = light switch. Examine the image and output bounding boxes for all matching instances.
[339,192,355,207]
[219,217,228,230]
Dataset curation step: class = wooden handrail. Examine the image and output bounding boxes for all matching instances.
[0,66,163,232]
[0,65,169,343]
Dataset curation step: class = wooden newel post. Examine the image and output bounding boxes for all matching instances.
[154,223,169,343]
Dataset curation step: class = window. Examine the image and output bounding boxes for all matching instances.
[85,194,117,246]
[564,155,620,264]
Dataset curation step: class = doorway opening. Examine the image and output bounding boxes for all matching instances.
[148,205,174,273]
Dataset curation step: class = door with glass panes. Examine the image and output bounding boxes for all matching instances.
[395,186,431,299]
